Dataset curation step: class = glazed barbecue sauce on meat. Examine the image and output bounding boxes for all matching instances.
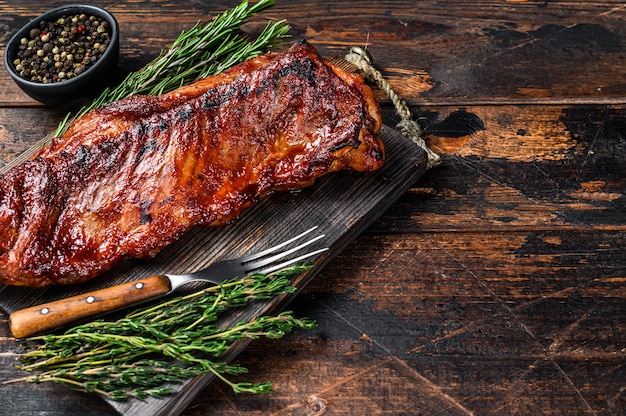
[0,41,384,287]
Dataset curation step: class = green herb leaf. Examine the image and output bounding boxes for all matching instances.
[55,0,290,136]
[5,264,316,400]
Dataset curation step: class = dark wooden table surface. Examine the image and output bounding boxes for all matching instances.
[1,1,625,415]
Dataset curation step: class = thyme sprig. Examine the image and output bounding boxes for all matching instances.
[5,265,316,400]
[55,0,290,136]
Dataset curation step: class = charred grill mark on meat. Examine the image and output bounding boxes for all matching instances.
[0,41,384,287]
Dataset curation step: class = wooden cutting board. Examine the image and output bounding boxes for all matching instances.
[0,124,427,415]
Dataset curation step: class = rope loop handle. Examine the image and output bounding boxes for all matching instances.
[345,46,440,168]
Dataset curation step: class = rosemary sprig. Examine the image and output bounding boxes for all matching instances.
[55,0,290,136]
[5,264,316,400]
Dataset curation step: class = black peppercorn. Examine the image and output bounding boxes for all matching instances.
[11,13,111,84]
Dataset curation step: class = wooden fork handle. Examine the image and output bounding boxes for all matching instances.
[9,275,172,339]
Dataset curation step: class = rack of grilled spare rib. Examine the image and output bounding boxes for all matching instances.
[0,40,385,289]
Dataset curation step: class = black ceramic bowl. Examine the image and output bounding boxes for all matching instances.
[3,4,119,106]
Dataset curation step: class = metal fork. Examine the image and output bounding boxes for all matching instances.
[166,226,327,289]
[9,226,328,338]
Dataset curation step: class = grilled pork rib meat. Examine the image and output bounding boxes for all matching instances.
[0,41,384,287]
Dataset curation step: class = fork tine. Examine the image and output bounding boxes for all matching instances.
[240,226,320,262]
[253,247,329,275]
[243,232,326,271]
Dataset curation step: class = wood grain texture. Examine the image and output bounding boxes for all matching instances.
[1,1,626,105]
[1,1,625,415]
[8,275,173,339]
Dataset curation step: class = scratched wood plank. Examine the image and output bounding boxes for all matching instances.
[379,104,626,233]
[1,0,626,106]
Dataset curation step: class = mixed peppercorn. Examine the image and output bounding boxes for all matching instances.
[12,13,111,83]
